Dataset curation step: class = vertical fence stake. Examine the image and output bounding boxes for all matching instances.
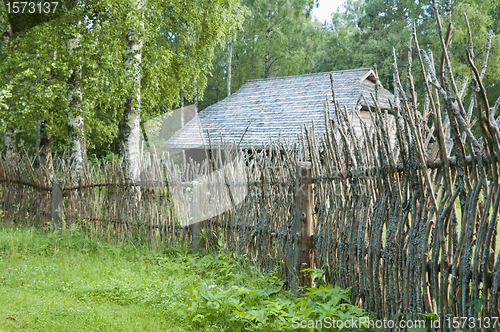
[51,179,63,229]
[292,162,314,295]
[191,182,204,254]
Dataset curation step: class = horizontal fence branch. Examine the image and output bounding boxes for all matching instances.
[314,155,475,181]
[0,179,51,192]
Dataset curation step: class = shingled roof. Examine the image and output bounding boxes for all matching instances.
[163,68,394,150]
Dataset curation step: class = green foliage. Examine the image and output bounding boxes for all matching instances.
[141,0,245,113]
[4,0,499,158]
[181,253,371,331]
[301,267,325,280]
[232,0,322,79]
[201,0,326,109]
[184,281,372,331]
[325,0,500,99]
[202,0,500,114]
[0,0,244,153]
[450,0,500,105]
[0,225,218,330]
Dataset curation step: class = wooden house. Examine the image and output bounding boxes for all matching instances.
[162,68,395,159]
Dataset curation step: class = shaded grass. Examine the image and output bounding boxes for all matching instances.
[0,224,375,332]
[0,224,281,331]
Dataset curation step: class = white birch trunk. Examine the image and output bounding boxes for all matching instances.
[264,8,271,78]
[67,111,86,175]
[67,3,86,177]
[4,126,18,161]
[121,0,144,183]
[67,46,86,176]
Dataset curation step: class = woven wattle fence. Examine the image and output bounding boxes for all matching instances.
[2,16,500,329]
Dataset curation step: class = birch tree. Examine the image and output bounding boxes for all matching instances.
[0,0,244,164]
[120,0,144,182]
[1,0,84,170]
[321,0,500,96]
[67,0,86,176]
[120,0,244,177]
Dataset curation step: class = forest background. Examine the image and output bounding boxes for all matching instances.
[0,0,499,167]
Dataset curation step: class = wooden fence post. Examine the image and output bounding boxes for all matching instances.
[51,179,63,229]
[292,162,314,295]
[191,182,204,254]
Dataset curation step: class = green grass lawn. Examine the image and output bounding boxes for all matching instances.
[0,225,283,331]
[0,226,210,331]
[0,225,370,332]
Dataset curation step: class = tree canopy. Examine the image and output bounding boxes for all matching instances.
[1,0,499,158]
[202,0,500,110]
[1,0,243,158]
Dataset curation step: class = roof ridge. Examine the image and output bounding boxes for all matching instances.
[245,68,372,83]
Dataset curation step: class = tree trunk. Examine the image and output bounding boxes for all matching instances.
[67,56,86,176]
[180,92,186,165]
[194,91,198,112]
[67,113,86,174]
[264,29,270,78]
[2,25,17,161]
[180,91,185,128]
[121,0,144,182]
[264,1,272,78]
[227,37,232,96]
[4,126,18,161]
[39,121,54,179]
[264,5,271,78]
[67,1,86,177]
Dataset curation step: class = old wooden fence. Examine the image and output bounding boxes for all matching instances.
[2,22,500,331]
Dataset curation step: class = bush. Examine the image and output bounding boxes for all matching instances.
[181,253,372,331]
